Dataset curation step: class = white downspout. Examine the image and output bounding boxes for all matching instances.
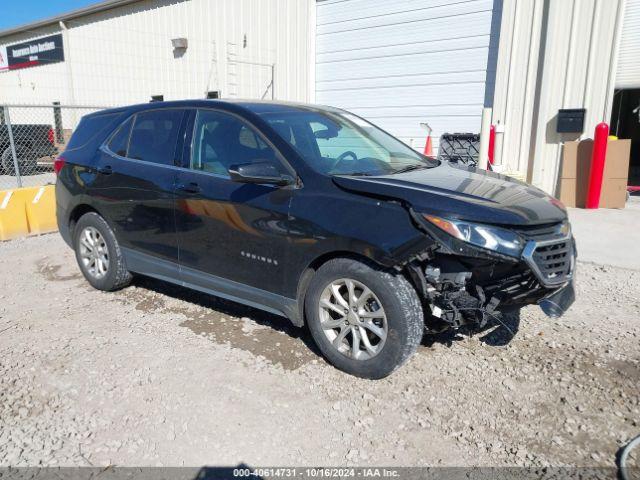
[59,20,76,105]
[492,122,506,173]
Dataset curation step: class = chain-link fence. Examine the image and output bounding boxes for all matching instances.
[0,104,109,189]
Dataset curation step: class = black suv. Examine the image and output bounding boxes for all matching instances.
[55,100,575,378]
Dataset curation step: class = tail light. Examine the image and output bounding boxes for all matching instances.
[47,128,55,144]
[53,156,66,175]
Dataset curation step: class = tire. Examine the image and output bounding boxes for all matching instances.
[73,212,132,291]
[305,258,424,379]
[1,145,38,176]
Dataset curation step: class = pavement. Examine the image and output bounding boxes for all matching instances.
[568,195,640,270]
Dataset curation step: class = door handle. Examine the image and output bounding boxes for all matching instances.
[97,165,113,175]
[177,182,202,194]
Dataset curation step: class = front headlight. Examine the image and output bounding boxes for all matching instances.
[422,214,525,258]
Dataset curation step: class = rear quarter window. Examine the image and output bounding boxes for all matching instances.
[106,116,133,157]
[65,112,121,151]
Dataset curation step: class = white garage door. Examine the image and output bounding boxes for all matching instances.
[315,0,499,153]
[616,0,640,89]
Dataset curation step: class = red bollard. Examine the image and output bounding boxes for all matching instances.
[586,122,609,209]
[488,124,496,166]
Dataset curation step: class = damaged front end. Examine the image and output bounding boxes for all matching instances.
[405,212,576,333]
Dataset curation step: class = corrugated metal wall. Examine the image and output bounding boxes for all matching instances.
[617,0,640,89]
[314,0,501,153]
[0,0,313,108]
[491,0,624,195]
[488,0,543,179]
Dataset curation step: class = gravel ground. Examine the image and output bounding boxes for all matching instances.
[0,233,638,468]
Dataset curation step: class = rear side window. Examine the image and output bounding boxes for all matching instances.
[127,109,184,165]
[66,112,119,150]
[107,116,133,157]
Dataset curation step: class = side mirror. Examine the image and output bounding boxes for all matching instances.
[228,161,294,186]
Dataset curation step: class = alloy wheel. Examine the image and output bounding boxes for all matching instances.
[78,226,110,279]
[318,278,388,360]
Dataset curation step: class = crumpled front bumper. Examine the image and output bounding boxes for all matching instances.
[538,279,576,318]
[521,233,576,318]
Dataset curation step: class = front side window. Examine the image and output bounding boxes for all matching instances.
[190,109,285,177]
[126,109,184,165]
[259,109,437,176]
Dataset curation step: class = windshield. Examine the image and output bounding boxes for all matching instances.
[258,109,437,176]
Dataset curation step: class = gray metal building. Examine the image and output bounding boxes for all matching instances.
[0,0,637,195]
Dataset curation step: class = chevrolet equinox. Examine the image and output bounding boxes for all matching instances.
[55,100,576,379]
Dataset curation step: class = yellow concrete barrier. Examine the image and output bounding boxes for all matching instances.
[25,186,57,234]
[0,185,57,241]
[0,190,30,241]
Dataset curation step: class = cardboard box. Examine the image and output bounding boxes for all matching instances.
[558,139,630,208]
[558,178,577,207]
[560,142,578,179]
[560,140,594,180]
[600,178,628,209]
[600,139,630,208]
[559,177,590,208]
[603,139,631,179]
[558,140,592,208]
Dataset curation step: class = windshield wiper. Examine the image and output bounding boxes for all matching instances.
[392,164,428,174]
[346,171,374,177]
[330,171,374,177]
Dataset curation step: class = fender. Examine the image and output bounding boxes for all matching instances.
[56,169,118,247]
[282,189,436,299]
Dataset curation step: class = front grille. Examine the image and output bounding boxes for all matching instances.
[529,239,574,285]
[516,222,569,241]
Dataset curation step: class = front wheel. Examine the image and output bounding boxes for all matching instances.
[305,258,424,379]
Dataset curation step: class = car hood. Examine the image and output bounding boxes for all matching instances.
[332,162,567,226]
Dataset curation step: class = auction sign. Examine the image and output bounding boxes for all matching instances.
[0,33,64,72]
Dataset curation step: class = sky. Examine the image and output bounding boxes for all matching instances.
[0,0,100,31]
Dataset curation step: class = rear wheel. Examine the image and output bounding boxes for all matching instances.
[73,212,132,291]
[305,258,424,379]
